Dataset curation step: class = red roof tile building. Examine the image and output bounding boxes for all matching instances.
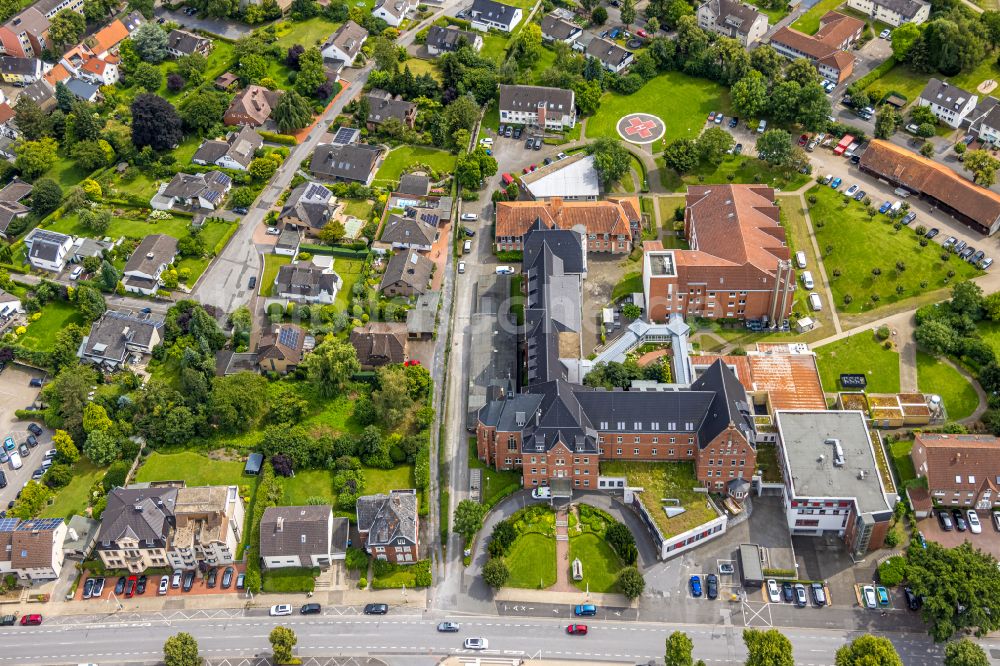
[769,11,864,83]
[643,185,796,323]
[911,433,1000,509]
[494,196,640,254]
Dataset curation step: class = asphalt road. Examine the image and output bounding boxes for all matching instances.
[0,609,959,665]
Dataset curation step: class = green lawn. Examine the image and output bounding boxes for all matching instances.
[568,532,621,593]
[280,469,336,506]
[482,33,510,61]
[274,17,343,49]
[808,186,980,313]
[663,155,811,192]
[976,320,1000,359]
[374,146,456,184]
[262,567,317,593]
[777,195,836,332]
[135,451,248,487]
[528,45,558,84]
[612,272,642,301]
[468,438,522,507]
[402,58,441,82]
[791,0,845,33]
[47,210,193,240]
[342,199,374,220]
[365,465,416,495]
[752,0,790,22]
[814,332,900,393]
[506,532,557,589]
[916,351,979,421]
[44,154,94,190]
[599,461,716,538]
[588,72,731,149]
[889,438,916,486]
[869,58,1000,109]
[19,301,84,350]
[261,254,292,296]
[301,393,363,433]
[657,195,686,228]
[41,460,106,520]
[333,258,366,312]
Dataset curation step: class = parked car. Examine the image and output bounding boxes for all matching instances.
[300,603,322,615]
[533,138,542,150]
[967,510,982,534]
[719,562,735,575]
[954,509,969,532]
[460,213,478,221]
[708,111,716,122]
[690,575,702,597]
[115,576,127,595]
[28,378,42,388]
[532,487,551,499]
[706,574,718,600]
[715,114,724,124]
[811,583,826,607]
[524,138,533,149]
[734,143,743,155]
[495,266,514,275]
[464,638,488,650]
[236,573,245,590]
[879,201,892,214]
[876,586,890,607]
[853,190,866,202]
[830,178,842,189]
[182,570,195,592]
[980,257,994,270]
[136,575,147,595]
[938,509,954,531]
[248,276,256,289]
[30,468,43,480]
[270,604,293,617]
[845,185,859,197]
[901,212,917,225]
[513,127,522,139]
[943,236,958,249]
[26,435,37,448]
[566,624,588,635]
[904,587,921,611]
[27,424,42,437]
[18,443,28,458]
[437,622,461,632]
[364,603,388,615]
[782,581,794,603]
[457,261,466,274]
[971,250,986,265]
[125,575,137,598]
[92,577,104,597]
[757,119,767,133]
[20,614,42,626]
[574,604,597,616]
[798,134,809,146]
[862,585,877,609]
[207,568,218,588]
[221,567,234,589]
[879,28,891,38]
[926,228,940,239]
[0,615,14,626]
[82,578,95,599]
[794,584,807,607]
[729,117,738,128]
[233,207,248,215]
[158,576,169,595]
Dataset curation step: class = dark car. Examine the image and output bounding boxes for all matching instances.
[29,378,43,388]
[794,584,808,607]
[207,568,218,588]
[953,509,968,532]
[782,581,794,603]
[854,190,866,201]
[464,227,475,237]
[222,567,234,589]
[182,570,195,592]
[925,228,940,239]
[31,468,44,480]
[729,116,739,128]
[513,127,522,139]
[248,276,257,289]
[705,574,718,600]
[300,603,322,615]
[533,138,542,150]
[0,471,6,489]
[27,424,42,437]
[25,435,37,448]
[0,614,15,626]
[904,587,921,611]
[137,575,147,595]
[82,578,95,600]
[233,207,249,214]
[901,212,917,225]
[938,509,954,531]
[364,603,388,615]
[114,576,126,595]
[850,154,861,164]
[525,138,533,149]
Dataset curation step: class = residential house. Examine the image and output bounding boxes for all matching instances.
[364,89,417,130]
[499,84,576,131]
[540,13,582,43]
[0,177,29,238]
[918,78,978,129]
[152,171,232,212]
[0,102,16,140]
[78,56,118,85]
[769,11,863,83]
[911,433,1000,509]
[19,79,55,111]
[64,77,100,102]
[643,185,796,323]
[259,505,349,569]
[274,227,300,256]
[859,140,1000,235]
[967,96,1000,144]
[380,214,436,251]
[468,0,522,32]
[495,196,640,253]
[0,518,67,581]
[43,63,69,87]
[0,56,42,83]
[321,20,367,66]
[78,309,164,369]
[86,18,129,58]
[162,484,244,570]
[214,71,237,90]
[309,143,382,185]
[35,0,85,18]
[24,228,72,272]
[278,181,337,232]
[379,248,433,297]
[122,233,178,295]
[192,125,262,171]
[397,173,431,196]
[166,29,213,58]
[350,321,408,367]
[406,291,439,339]
[257,323,306,374]
[424,25,483,55]
[355,490,418,563]
[0,8,50,59]
[224,85,282,127]
[0,287,19,316]
[272,262,342,305]
[71,236,115,263]
[373,0,412,27]
[585,37,634,73]
[696,0,769,46]
[845,0,929,25]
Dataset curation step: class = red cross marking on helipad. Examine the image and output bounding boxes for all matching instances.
[624,116,657,138]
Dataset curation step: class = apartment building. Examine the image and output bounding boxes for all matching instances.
[769,12,863,83]
[494,196,640,254]
[499,84,576,130]
[911,433,1000,509]
[917,78,978,128]
[696,0,769,46]
[845,0,929,26]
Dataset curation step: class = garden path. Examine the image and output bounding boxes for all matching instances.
[552,509,575,593]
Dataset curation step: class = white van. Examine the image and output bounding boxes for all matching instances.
[808,292,822,311]
[795,251,807,269]
[801,271,814,289]
[463,239,472,254]
[8,451,21,470]
[495,265,514,275]
[889,201,902,216]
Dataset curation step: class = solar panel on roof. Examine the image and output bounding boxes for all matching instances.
[0,518,18,532]
[18,518,62,531]
[278,326,300,349]
[204,191,220,202]
[420,213,439,225]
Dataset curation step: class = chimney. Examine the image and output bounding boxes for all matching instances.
[276,516,284,532]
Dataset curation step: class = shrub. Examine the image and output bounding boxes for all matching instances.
[875,325,891,341]
[877,555,906,587]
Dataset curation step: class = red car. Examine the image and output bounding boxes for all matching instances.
[20,614,42,626]
[636,28,648,37]
[797,134,809,146]
[125,575,138,598]
[403,360,420,366]
[567,624,588,635]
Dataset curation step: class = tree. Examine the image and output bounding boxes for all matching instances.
[84,429,121,466]
[964,149,1000,187]
[907,541,1000,641]
[72,140,113,171]
[131,23,169,63]
[743,629,794,666]
[617,566,645,599]
[29,178,62,214]
[835,635,902,666]
[750,44,783,79]
[784,58,818,86]
[944,638,989,666]
[665,631,694,666]
[984,291,1000,321]
[271,89,313,133]
[52,429,79,464]
[176,52,208,83]
[482,557,510,588]
[876,105,902,139]
[587,137,631,185]
[269,626,297,664]
[179,90,228,135]
[892,22,921,60]
[509,23,543,65]
[952,280,984,318]
[131,61,163,91]
[10,480,52,519]
[48,9,85,48]
[15,137,58,179]
[76,284,106,321]
[731,70,768,118]
[209,372,270,434]
[296,47,326,96]
[99,260,120,292]
[755,129,794,167]
[14,96,48,141]
[238,53,268,84]
[164,632,202,666]
[249,157,279,182]
[302,336,359,397]
[591,5,607,25]
[453,499,487,542]
[620,0,636,27]
[921,141,935,158]
[696,127,734,166]
[915,318,956,355]
[371,36,399,72]
[316,220,346,245]
[131,94,183,150]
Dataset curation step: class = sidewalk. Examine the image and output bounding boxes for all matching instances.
[495,588,633,608]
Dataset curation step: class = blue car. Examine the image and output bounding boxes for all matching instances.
[830,177,842,189]
[689,575,702,597]
[2,437,13,452]
[879,201,892,214]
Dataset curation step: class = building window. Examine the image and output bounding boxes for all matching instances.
[617,448,623,455]
[504,457,512,465]
[617,436,623,443]
[634,448,640,455]
[708,459,714,465]
[707,470,713,477]
[508,436,516,451]
[651,448,657,456]
[687,449,693,456]
[669,449,674,456]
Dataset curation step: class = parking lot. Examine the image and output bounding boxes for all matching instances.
[0,364,51,515]
[75,564,248,602]
[917,508,1000,556]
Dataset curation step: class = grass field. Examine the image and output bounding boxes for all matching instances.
[19,301,84,350]
[135,451,248,487]
[506,533,557,589]
[612,272,642,302]
[332,258,366,312]
[869,56,1000,108]
[777,195,837,333]
[791,0,845,33]
[42,460,106,520]
[342,199,374,220]
[600,461,716,538]
[374,146,456,185]
[569,532,622,593]
[260,254,292,296]
[280,469,337,506]
[528,45,558,84]
[976,321,1000,359]
[403,58,441,82]
[916,351,979,421]
[262,567,317,593]
[365,465,416,495]
[815,332,900,393]
[47,211,194,240]
[889,438,915,486]
[588,72,730,149]
[808,186,980,313]
[274,17,342,49]
[468,438,522,507]
[663,155,812,192]
[752,0,790,22]
[44,154,94,190]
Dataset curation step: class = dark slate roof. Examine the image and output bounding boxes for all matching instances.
[0,56,38,76]
[310,143,381,182]
[19,80,53,109]
[469,0,520,26]
[279,181,334,229]
[689,358,756,449]
[523,221,585,276]
[380,248,433,293]
[540,13,580,40]
[499,84,574,116]
[323,20,367,60]
[274,263,340,298]
[365,89,416,124]
[356,490,417,546]
[381,214,436,246]
[124,234,178,277]
[65,77,99,100]
[425,25,480,52]
[260,505,332,559]
[586,37,632,68]
[0,177,32,203]
[167,29,211,55]
[97,487,177,548]
[83,310,163,362]
[869,0,928,18]
[397,173,430,196]
[192,125,262,169]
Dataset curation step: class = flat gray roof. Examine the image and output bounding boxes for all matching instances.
[776,410,894,517]
[521,153,600,199]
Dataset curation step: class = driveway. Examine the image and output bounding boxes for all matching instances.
[0,364,50,512]
[153,8,253,39]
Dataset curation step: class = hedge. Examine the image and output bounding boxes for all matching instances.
[762,567,796,577]
[496,250,523,263]
[370,558,432,589]
[211,222,239,256]
[243,461,282,594]
[852,56,897,92]
[299,243,371,259]
[483,483,520,510]
[258,130,298,145]
[14,409,45,420]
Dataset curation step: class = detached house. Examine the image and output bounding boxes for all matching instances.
[192,125,262,171]
[350,322,408,367]
[166,29,213,58]
[260,505,349,569]
[585,37,633,73]
[425,25,483,55]
[911,433,1000,509]
[696,0,769,46]
[79,310,164,369]
[20,79,55,111]
[499,84,576,131]
[381,214,436,251]
[224,85,282,127]
[364,89,417,130]
[379,248,433,297]
[356,489,419,563]
[153,171,232,212]
[24,228,73,272]
[279,181,337,232]
[0,518,67,582]
[540,13,582,43]
[468,0,522,32]
[273,262,342,305]
[0,8,50,59]
[257,323,306,374]
[122,234,178,295]
[310,143,382,185]
[321,20,367,66]
[0,177,31,238]
[918,78,978,129]
[373,0,413,27]
[0,56,42,84]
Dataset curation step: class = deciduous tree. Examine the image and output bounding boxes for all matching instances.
[15,137,58,179]
[270,89,313,133]
[835,635,902,666]
[587,137,631,185]
[453,499,487,542]
[964,149,1000,187]
[665,631,694,666]
[130,94,183,151]
[482,558,510,588]
[944,638,989,666]
[48,9,85,48]
[52,430,79,464]
[301,336,359,397]
[755,129,793,167]
[269,626,297,664]
[731,70,768,118]
[743,629,794,666]
[163,632,201,666]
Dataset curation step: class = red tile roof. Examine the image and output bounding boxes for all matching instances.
[912,433,1000,498]
[0,103,14,125]
[43,63,69,85]
[90,19,128,55]
[495,196,639,240]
